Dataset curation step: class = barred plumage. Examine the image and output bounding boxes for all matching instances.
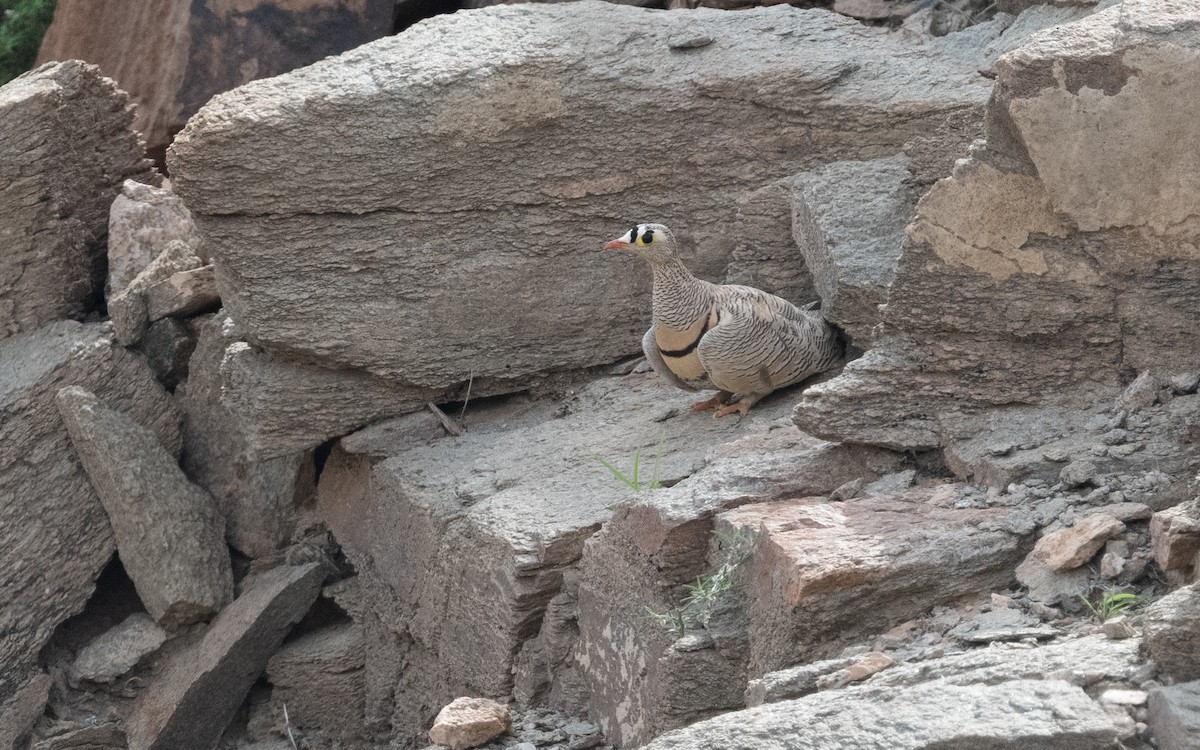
[604,223,842,417]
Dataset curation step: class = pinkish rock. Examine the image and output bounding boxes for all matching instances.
[1033,514,1127,572]
[428,697,510,750]
[1151,500,1200,572]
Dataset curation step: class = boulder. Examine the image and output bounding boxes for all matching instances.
[265,624,365,737]
[0,60,154,339]
[1148,681,1200,750]
[144,265,219,322]
[70,613,169,684]
[795,0,1200,449]
[0,321,179,712]
[36,0,395,157]
[106,180,201,298]
[722,488,1031,677]
[177,314,315,557]
[428,697,511,750]
[1151,499,1200,573]
[125,563,326,750]
[641,679,1118,750]
[56,386,233,627]
[1142,582,1200,681]
[1023,514,1126,572]
[168,2,997,422]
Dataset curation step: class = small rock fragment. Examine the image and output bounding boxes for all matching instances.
[109,240,204,346]
[1032,514,1126,572]
[71,613,168,683]
[107,179,201,297]
[429,697,511,750]
[845,651,894,682]
[1116,371,1162,413]
[1059,459,1097,489]
[1102,689,1148,706]
[144,265,220,321]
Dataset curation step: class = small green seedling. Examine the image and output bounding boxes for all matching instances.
[644,528,757,638]
[595,440,664,493]
[1080,591,1140,623]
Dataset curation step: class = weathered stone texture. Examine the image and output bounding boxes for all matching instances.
[570,428,906,746]
[57,386,232,627]
[109,239,204,346]
[265,624,365,737]
[168,2,995,419]
[70,613,169,684]
[796,0,1200,449]
[641,679,1118,750]
[722,489,1031,677]
[37,0,395,155]
[428,697,511,750]
[1148,681,1200,750]
[107,180,201,297]
[1143,582,1200,682]
[126,564,325,750]
[0,321,179,710]
[0,60,154,339]
[177,314,314,556]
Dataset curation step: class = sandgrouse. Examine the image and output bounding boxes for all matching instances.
[605,223,842,417]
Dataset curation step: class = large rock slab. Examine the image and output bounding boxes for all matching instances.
[126,563,325,750]
[0,60,154,339]
[177,314,314,556]
[37,0,395,157]
[795,0,1200,449]
[57,386,232,627]
[0,321,179,712]
[168,2,996,407]
[721,488,1031,677]
[641,679,1118,750]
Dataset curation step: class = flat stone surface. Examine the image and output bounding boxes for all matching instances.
[0,60,153,339]
[641,679,1119,750]
[57,386,232,627]
[126,563,325,750]
[0,321,179,709]
[144,265,219,321]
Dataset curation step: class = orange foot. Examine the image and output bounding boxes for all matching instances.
[690,392,732,412]
[713,400,751,418]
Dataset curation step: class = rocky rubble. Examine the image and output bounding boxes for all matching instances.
[7,1,1200,750]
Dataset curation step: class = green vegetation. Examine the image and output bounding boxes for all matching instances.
[645,529,756,638]
[595,440,664,494]
[0,0,56,86]
[1080,590,1140,623]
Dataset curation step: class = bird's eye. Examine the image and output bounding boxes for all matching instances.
[641,229,655,245]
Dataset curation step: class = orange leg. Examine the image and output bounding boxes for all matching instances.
[690,391,733,412]
[713,400,752,418]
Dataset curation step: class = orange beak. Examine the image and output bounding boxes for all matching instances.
[604,239,630,250]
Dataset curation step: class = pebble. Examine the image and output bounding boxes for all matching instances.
[1101,688,1148,706]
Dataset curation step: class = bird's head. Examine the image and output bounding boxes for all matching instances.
[603,223,679,264]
